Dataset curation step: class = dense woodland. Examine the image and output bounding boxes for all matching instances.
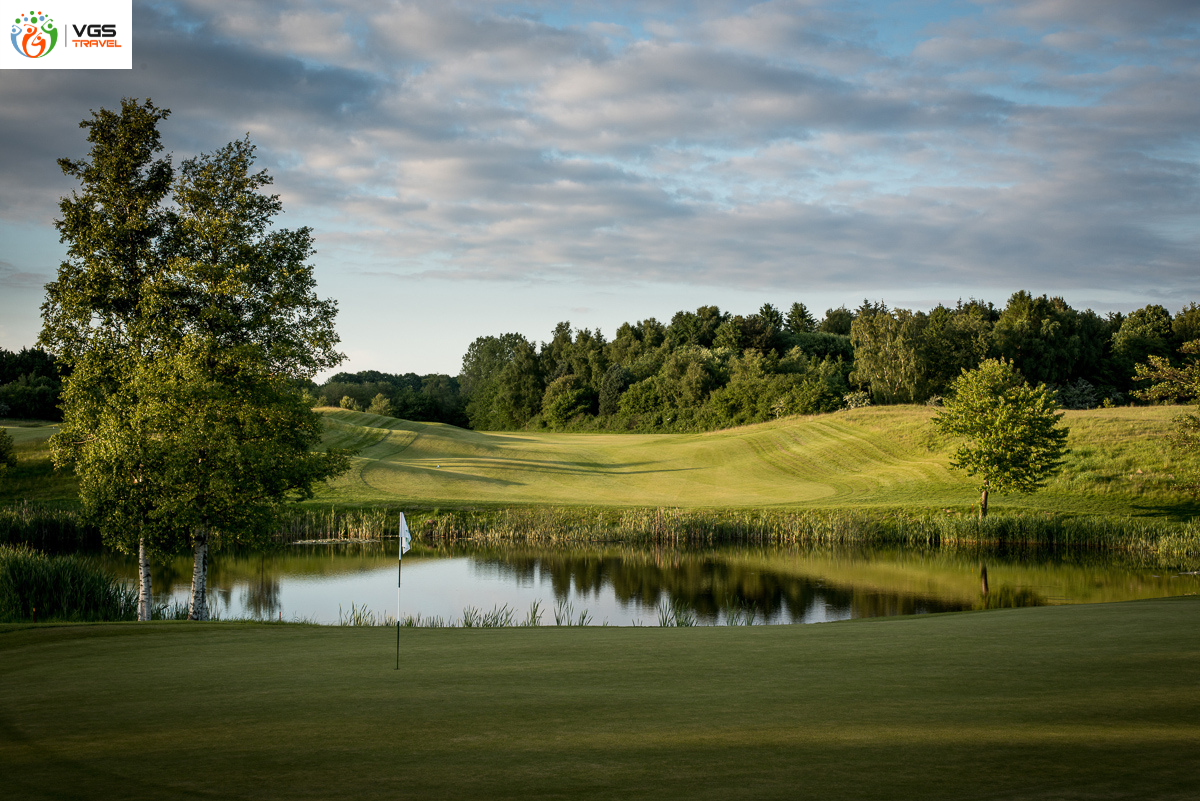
[309,291,1200,433]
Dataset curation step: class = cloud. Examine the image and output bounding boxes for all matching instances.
[0,0,1196,307]
[0,260,48,289]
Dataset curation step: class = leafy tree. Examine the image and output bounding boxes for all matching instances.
[598,364,633,416]
[667,306,726,349]
[150,136,346,619]
[368,393,393,416]
[491,339,545,428]
[1172,303,1200,349]
[41,98,175,620]
[44,103,347,621]
[992,292,1083,386]
[340,395,362,411]
[933,358,1069,518]
[461,333,532,428]
[1134,340,1200,493]
[542,375,594,428]
[819,307,853,336]
[1112,304,1173,383]
[849,308,929,403]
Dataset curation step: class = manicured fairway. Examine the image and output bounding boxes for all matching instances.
[3,598,1199,800]
[316,406,1195,515]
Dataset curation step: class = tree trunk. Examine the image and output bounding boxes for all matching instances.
[137,537,152,622]
[188,527,209,621]
[979,486,989,519]
[980,563,989,596]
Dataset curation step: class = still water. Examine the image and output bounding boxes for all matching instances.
[107,542,1200,626]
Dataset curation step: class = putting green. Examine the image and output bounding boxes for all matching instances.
[3,598,1199,800]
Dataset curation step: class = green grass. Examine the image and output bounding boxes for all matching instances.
[314,406,1199,517]
[3,598,1199,799]
[7,406,1198,518]
[0,420,75,506]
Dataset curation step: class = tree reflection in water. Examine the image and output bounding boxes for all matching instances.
[480,550,971,624]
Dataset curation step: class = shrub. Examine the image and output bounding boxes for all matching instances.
[842,391,871,409]
[339,395,362,412]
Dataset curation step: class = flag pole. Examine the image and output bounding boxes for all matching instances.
[395,512,411,670]
[403,520,408,671]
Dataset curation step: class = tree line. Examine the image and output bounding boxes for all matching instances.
[434,294,1200,432]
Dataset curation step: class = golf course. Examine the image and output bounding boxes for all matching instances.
[313,405,1193,516]
[3,598,1198,800]
[4,405,1200,798]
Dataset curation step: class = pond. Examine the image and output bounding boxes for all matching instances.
[104,540,1200,626]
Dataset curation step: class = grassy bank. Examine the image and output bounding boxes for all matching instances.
[6,406,1199,517]
[315,406,1199,516]
[3,598,1199,800]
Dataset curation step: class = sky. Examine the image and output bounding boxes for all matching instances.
[1,0,1198,378]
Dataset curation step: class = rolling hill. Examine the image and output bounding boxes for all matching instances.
[314,405,1195,515]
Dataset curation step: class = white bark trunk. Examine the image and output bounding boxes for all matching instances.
[137,537,152,621]
[188,527,209,621]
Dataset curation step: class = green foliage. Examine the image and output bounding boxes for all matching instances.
[785,302,816,334]
[934,358,1069,515]
[0,544,135,622]
[992,291,1086,386]
[1134,340,1200,493]
[41,100,349,568]
[0,430,14,478]
[0,348,62,420]
[340,395,362,411]
[542,375,594,428]
[819,306,853,335]
[0,504,98,551]
[367,393,393,416]
[1112,304,1173,380]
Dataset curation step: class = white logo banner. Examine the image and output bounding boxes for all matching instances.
[3,1,132,69]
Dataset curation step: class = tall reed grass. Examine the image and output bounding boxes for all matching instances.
[0,502,100,552]
[0,544,136,622]
[413,506,1200,564]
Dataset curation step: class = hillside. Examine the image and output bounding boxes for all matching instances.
[315,406,1197,516]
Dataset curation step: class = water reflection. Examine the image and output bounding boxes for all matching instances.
[102,541,1200,626]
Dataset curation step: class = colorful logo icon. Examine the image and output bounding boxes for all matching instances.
[11,9,57,58]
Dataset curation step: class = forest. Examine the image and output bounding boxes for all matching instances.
[304,291,1200,433]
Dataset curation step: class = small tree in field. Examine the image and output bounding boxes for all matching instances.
[934,358,1069,518]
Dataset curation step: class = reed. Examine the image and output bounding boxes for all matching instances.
[0,502,100,552]
[0,544,136,622]
[275,506,399,543]
[413,506,1200,566]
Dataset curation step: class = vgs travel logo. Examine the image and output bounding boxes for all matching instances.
[10,9,57,58]
[3,1,130,69]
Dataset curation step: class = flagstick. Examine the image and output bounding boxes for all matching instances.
[395,511,412,671]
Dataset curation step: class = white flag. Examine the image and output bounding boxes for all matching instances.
[398,512,412,558]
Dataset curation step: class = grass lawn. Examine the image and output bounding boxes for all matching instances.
[315,406,1198,517]
[3,598,1199,800]
[6,405,1199,518]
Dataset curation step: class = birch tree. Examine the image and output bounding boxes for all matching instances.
[154,137,347,620]
[41,98,174,621]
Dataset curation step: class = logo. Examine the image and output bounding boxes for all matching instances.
[10,9,57,58]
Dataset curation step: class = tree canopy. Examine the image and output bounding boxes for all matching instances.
[42,98,348,620]
[933,358,1069,517]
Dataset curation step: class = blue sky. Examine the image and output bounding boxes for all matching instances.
[2,0,1198,377]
